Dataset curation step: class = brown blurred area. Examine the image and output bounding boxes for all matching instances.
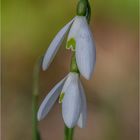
[2,0,139,140]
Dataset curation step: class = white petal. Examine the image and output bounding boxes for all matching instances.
[59,73,78,103]
[77,81,87,128]
[76,17,96,80]
[62,74,82,128]
[37,77,66,121]
[61,72,79,93]
[70,16,96,80]
[42,18,75,70]
[67,16,84,43]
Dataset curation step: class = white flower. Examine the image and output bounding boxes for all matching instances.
[37,72,87,128]
[42,16,96,80]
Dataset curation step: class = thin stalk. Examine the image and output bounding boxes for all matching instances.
[65,126,74,140]
[32,94,41,140]
[32,57,42,140]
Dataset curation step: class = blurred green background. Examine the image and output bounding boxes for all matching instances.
[2,0,139,140]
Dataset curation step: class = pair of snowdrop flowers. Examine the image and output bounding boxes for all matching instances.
[37,15,96,128]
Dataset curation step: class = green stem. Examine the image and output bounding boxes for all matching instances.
[32,57,42,140]
[32,94,41,140]
[65,126,74,140]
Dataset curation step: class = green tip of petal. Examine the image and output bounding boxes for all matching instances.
[66,38,76,51]
[59,92,65,103]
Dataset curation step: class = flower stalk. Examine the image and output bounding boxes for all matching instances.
[32,57,42,140]
[65,126,74,140]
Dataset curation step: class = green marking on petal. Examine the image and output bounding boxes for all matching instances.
[66,38,76,51]
[59,92,65,103]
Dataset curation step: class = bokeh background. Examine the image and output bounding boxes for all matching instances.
[2,0,139,140]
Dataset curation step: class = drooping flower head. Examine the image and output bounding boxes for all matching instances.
[38,72,87,128]
[42,16,96,80]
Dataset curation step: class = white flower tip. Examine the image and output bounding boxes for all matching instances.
[37,108,45,121]
[42,65,46,71]
[37,113,42,121]
[65,121,76,128]
[77,81,87,128]
[78,123,86,128]
[63,108,80,128]
[42,51,51,71]
[42,62,48,71]
[84,73,92,80]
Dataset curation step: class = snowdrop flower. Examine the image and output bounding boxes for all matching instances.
[37,72,87,128]
[42,16,96,80]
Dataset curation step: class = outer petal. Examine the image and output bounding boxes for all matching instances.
[42,18,75,70]
[77,81,87,128]
[37,77,66,121]
[75,16,96,80]
[62,74,82,128]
